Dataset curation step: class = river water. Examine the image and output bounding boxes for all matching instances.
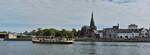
[0,41,150,55]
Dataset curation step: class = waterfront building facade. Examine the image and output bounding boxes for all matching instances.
[102,24,150,39]
[79,13,150,40]
[117,29,140,39]
[103,25,119,39]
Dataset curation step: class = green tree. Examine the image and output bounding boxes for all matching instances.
[67,31,75,38]
[72,28,77,36]
[43,29,51,36]
[55,31,63,37]
[61,29,67,36]
[36,28,43,36]
[30,30,36,35]
[32,28,76,39]
[42,28,59,36]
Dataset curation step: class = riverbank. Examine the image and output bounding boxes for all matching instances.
[4,38,32,41]
[75,37,150,42]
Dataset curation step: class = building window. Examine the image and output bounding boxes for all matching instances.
[109,34,111,37]
[125,36,128,39]
[135,36,138,37]
[120,36,122,38]
[142,36,144,37]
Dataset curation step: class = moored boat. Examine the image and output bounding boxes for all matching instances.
[32,36,74,44]
[0,38,4,41]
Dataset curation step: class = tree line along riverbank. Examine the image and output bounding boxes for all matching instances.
[22,28,78,39]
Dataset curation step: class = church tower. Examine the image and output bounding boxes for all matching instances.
[90,12,97,30]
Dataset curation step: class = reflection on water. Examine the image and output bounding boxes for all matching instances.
[99,42,138,47]
[77,42,96,55]
[1,41,150,55]
[75,42,150,55]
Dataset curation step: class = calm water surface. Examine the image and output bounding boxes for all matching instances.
[0,41,150,55]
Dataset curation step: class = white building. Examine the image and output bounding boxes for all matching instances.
[102,24,144,39]
[139,28,149,37]
[98,30,103,38]
[117,29,140,39]
[115,24,140,39]
[8,33,17,39]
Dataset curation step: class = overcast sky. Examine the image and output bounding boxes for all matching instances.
[0,0,150,32]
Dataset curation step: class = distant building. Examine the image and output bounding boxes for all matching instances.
[98,30,103,38]
[128,24,138,29]
[0,32,17,40]
[0,32,8,40]
[117,29,140,39]
[103,25,119,38]
[78,12,150,40]
[8,33,17,39]
[139,28,149,37]
[148,29,150,37]
[102,24,150,39]
[80,12,97,38]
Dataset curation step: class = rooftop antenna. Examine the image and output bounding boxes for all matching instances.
[118,23,120,28]
[117,23,119,26]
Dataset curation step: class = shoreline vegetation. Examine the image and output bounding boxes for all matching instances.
[4,28,78,41]
[23,28,78,39]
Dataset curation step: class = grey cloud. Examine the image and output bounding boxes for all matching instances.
[0,0,150,32]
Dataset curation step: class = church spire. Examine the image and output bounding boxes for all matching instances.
[90,12,96,30]
[90,12,95,27]
[90,12,95,26]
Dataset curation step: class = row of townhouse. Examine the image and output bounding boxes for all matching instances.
[98,24,150,39]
